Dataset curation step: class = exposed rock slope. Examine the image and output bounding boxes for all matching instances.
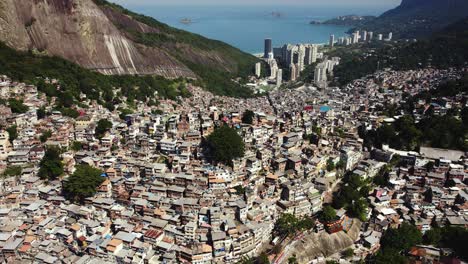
[0,0,256,79]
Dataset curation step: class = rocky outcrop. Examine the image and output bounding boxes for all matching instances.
[287,219,362,263]
[0,0,250,79]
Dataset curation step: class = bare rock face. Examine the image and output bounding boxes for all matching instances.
[287,219,362,263]
[0,0,195,78]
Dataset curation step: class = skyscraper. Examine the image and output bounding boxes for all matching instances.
[362,31,367,42]
[264,38,273,59]
[276,69,283,87]
[368,32,374,41]
[378,34,383,41]
[311,45,318,63]
[329,35,335,47]
[388,32,393,41]
[255,62,261,78]
[289,63,297,81]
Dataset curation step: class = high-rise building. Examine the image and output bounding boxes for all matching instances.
[362,31,367,42]
[387,32,393,41]
[276,69,283,87]
[297,44,306,71]
[329,35,335,47]
[314,62,328,84]
[269,59,278,79]
[311,45,318,63]
[352,32,359,44]
[255,62,261,78]
[289,63,297,81]
[368,32,374,41]
[378,34,383,41]
[264,38,273,59]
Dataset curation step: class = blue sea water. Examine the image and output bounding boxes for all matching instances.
[123,5,392,54]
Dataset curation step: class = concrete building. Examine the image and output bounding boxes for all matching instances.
[255,62,261,78]
[378,34,383,41]
[289,63,298,81]
[276,69,283,87]
[264,38,273,59]
[329,35,335,47]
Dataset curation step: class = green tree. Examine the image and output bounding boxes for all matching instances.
[256,252,270,264]
[95,119,113,139]
[2,166,22,178]
[206,125,245,165]
[321,205,337,222]
[274,213,299,237]
[374,248,407,264]
[381,223,422,252]
[326,158,336,171]
[242,110,255,124]
[8,98,29,113]
[342,248,354,258]
[288,255,298,264]
[70,141,83,151]
[37,107,47,119]
[38,147,64,181]
[423,228,442,245]
[63,165,105,203]
[40,130,52,143]
[6,125,18,143]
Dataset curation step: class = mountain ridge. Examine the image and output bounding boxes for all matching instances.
[0,0,258,92]
[359,0,468,38]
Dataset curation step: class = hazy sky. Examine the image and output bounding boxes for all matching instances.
[109,0,401,6]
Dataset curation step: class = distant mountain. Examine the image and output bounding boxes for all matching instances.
[310,15,376,27]
[333,16,468,85]
[359,0,468,38]
[0,0,258,96]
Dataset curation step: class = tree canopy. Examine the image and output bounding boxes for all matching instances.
[274,213,315,237]
[321,205,337,222]
[38,147,64,181]
[375,223,423,263]
[206,125,245,165]
[95,119,113,139]
[242,110,255,124]
[63,165,105,203]
[8,98,29,113]
[332,173,369,221]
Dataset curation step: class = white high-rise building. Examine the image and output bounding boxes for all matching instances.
[311,44,318,63]
[368,32,374,41]
[269,60,278,79]
[378,34,383,41]
[276,69,283,87]
[362,31,367,42]
[255,62,261,78]
[329,35,335,47]
[345,38,351,46]
[352,32,359,44]
[297,44,306,71]
[387,32,393,41]
[289,63,298,81]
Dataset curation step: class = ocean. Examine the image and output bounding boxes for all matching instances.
[124,5,393,54]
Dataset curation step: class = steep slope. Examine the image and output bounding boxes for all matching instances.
[360,0,468,38]
[0,0,258,96]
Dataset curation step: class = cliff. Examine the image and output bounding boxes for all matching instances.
[0,0,257,82]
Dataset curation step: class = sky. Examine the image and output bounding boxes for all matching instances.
[109,0,401,7]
